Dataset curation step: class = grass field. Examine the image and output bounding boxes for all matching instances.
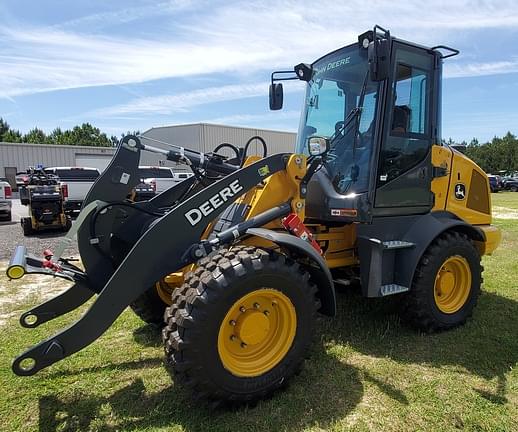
[1,193,517,432]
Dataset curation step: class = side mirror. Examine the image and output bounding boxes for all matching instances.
[269,83,284,110]
[368,39,390,81]
[307,136,329,156]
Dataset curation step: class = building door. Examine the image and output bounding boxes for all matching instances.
[4,167,17,191]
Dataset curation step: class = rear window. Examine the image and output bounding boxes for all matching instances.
[46,168,100,181]
[177,174,189,179]
[138,168,174,179]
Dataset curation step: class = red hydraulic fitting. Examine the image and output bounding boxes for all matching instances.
[42,259,62,273]
[282,213,322,255]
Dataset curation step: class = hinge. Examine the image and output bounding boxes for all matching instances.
[432,166,448,178]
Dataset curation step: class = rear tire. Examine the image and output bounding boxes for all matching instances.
[63,216,72,232]
[130,283,169,327]
[162,246,318,405]
[400,231,481,332]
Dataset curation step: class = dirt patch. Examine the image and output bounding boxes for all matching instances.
[492,206,518,219]
[0,260,71,326]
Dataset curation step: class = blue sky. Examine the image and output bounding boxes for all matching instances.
[1,0,518,143]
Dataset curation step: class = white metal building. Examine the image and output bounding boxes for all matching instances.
[141,123,296,156]
[0,123,297,187]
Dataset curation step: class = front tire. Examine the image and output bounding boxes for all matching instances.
[162,246,318,405]
[400,231,481,332]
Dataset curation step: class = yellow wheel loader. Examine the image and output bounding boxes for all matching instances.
[7,25,501,405]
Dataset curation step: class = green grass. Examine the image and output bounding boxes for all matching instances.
[1,193,518,431]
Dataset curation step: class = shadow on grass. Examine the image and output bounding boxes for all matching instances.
[36,288,516,431]
[44,358,164,379]
[132,323,163,348]
[322,288,518,405]
[38,349,365,432]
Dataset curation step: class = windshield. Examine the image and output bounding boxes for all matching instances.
[296,45,380,194]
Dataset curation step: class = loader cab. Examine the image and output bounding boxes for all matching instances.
[288,30,445,223]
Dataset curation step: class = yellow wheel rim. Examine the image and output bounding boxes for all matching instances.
[155,271,186,305]
[434,256,471,314]
[218,289,297,377]
[155,280,174,305]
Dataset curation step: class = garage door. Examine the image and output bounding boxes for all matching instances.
[75,154,113,172]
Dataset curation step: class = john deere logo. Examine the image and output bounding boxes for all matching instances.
[455,183,466,200]
[258,165,270,177]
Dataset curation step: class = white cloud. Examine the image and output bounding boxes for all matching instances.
[2,0,518,99]
[88,80,303,117]
[55,0,195,30]
[444,59,518,78]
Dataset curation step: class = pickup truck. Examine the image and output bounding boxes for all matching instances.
[44,167,100,213]
[0,177,12,221]
[138,166,193,194]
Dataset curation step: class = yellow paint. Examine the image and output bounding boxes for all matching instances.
[218,289,297,377]
[243,154,306,223]
[445,150,492,225]
[434,255,471,314]
[431,144,453,211]
[312,224,358,268]
[473,224,501,255]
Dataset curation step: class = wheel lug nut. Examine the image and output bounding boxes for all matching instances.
[254,302,260,309]
[229,320,236,326]
[272,301,277,306]
[264,310,270,316]
[239,306,246,313]
[230,335,236,341]
[240,342,247,348]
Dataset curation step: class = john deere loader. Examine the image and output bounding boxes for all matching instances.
[7,26,501,405]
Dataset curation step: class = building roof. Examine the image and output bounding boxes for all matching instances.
[142,122,297,136]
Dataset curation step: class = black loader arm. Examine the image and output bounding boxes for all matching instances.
[12,145,291,376]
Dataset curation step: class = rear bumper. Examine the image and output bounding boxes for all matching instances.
[64,200,82,212]
[0,200,12,212]
[475,224,501,255]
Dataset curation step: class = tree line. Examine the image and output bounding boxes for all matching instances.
[1,117,516,174]
[445,132,518,174]
[0,118,139,147]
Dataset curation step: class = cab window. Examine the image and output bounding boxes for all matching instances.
[391,64,429,136]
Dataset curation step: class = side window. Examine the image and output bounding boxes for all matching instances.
[391,64,429,136]
[378,59,432,185]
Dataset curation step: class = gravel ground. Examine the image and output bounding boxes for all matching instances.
[0,220,79,261]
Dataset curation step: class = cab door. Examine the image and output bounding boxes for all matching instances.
[373,42,436,215]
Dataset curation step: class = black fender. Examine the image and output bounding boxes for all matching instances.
[396,211,485,288]
[246,227,336,316]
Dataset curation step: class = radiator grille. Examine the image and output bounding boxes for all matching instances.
[467,170,490,214]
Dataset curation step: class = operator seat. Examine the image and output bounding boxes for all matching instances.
[392,105,411,134]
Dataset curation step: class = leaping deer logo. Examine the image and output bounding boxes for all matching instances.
[455,184,466,200]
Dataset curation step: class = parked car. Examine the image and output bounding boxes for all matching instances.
[44,167,100,213]
[487,174,502,193]
[15,171,30,188]
[0,177,13,221]
[132,181,156,202]
[504,177,518,192]
[138,166,193,194]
